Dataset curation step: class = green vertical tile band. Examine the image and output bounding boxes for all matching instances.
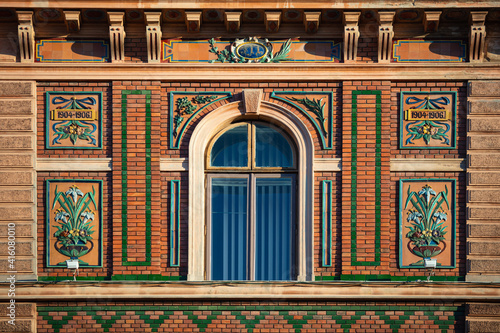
[170,179,181,267]
[322,180,333,267]
[351,90,381,266]
[38,304,464,333]
[121,90,152,266]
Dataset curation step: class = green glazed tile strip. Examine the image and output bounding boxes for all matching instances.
[38,275,186,281]
[38,305,464,333]
[170,180,181,267]
[121,90,152,266]
[351,90,382,266]
[322,180,333,267]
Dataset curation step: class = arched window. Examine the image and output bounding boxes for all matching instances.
[206,121,297,280]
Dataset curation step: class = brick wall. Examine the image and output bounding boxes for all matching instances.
[36,301,465,333]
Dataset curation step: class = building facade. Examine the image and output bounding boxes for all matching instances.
[0,0,500,332]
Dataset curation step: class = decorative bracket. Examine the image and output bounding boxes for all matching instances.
[63,10,81,33]
[185,11,202,33]
[378,11,395,63]
[469,11,488,63]
[423,11,441,33]
[343,11,361,63]
[16,11,34,63]
[304,12,321,33]
[108,12,125,62]
[224,11,241,33]
[145,12,162,63]
[265,11,281,33]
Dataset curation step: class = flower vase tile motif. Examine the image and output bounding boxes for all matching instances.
[400,91,457,149]
[46,180,103,267]
[399,179,456,268]
[45,91,103,149]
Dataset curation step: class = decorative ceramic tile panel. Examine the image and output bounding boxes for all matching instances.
[399,179,456,268]
[46,179,103,267]
[271,91,334,150]
[393,40,466,62]
[400,91,457,149]
[45,91,103,149]
[169,91,232,149]
[163,38,341,63]
[36,40,109,62]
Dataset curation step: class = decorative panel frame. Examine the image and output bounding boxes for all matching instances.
[399,91,457,149]
[36,40,110,63]
[322,180,333,267]
[399,178,456,269]
[270,91,334,150]
[46,179,103,268]
[392,40,466,63]
[169,91,232,149]
[170,180,180,267]
[45,91,103,149]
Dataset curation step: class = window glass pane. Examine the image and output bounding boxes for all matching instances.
[255,177,293,280]
[210,125,248,167]
[211,178,248,280]
[255,125,293,168]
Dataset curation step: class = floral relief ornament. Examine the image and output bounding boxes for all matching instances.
[208,37,291,63]
[52,184,97,265]
[404,96,451,146]
[404,184,449,266]
[51,96,98,146]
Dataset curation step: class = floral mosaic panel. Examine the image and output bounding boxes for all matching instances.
[400,91,457,149]
[271,91,334,150]
[45,91,103,149]
[169,91,232,149]
[399,179,456,268]
[46,180,103,267]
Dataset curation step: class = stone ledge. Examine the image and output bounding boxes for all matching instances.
[391,158,464,172]
[37,158,112,171]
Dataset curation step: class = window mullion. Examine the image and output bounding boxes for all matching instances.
[249,173,256,280]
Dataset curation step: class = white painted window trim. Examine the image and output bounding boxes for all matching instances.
[188,100,315,281]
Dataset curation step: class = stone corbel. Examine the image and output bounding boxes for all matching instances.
[185,11,202,33]
[16,11,34,63]
[224,12,241,33]
[304,12,321,34]
[343,11,361,63]
[378,11,395,63]
[469,11,488,63]
[108,12,125,62]
[145,12,162,63]
[64,10,81,33]
[423,11,441,33]
[265,11,281,33]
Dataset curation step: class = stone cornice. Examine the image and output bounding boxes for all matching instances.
[3,0,498,9]
[1,63,500,81]
[3,282,500,300]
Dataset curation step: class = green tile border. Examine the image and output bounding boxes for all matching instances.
[121,90,152,266]
[351,90,381,266]
[37,275,187,281]
[322,180,333,267]
[270,91,334,150]
[315,274,465,282]
[170,179,181,267]
[38,304,464,333]
[169,91,232,149]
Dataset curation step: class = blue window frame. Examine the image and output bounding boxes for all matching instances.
[207,122,297,281]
